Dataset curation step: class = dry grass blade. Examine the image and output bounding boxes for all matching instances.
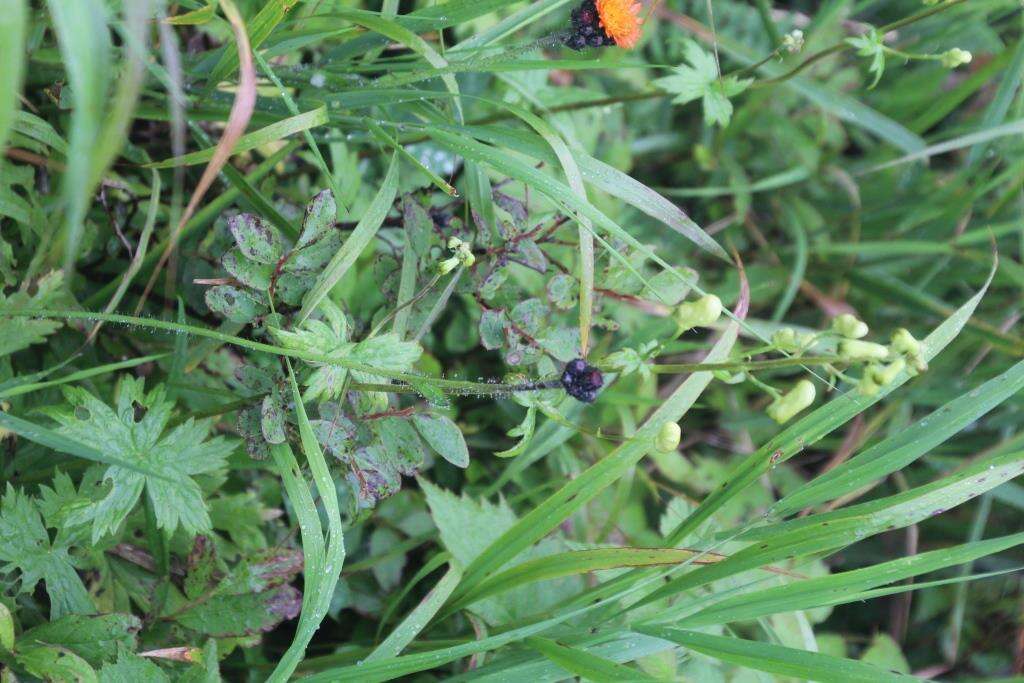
[135,0,256,313]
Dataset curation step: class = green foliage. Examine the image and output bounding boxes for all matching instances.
[0,0,1021,679]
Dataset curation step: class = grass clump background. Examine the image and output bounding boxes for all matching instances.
[1,0,1023,680]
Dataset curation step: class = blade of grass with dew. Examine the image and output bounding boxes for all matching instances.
[865,119,1024,175]
[299,152,399,322]
[771,205,807,322]
[525,637,660,682]
[774,358,1024,516]
[205,0,298,88]
[138,0,256,312]
[375,552,452,642]
[636,627,918,683]
[148,106,328,169]
[946,493,993,662]
[439,547,796,619]
[46,0,111,278]
[367,120,457,197]
[636,451,1024,610]
[267,363,345,682]
[661,262,995,548]
[366,562,462,662]
[677,532,1024,627]
[0,354,167,401]
[447,288,746,605]
[0,0,26,151]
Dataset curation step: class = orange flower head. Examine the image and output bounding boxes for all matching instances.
[595,0,643,49]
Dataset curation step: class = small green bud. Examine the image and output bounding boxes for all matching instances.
[858,371,881,397]
[437,256,460,275]
[839,339,889,361]
[674,294,722,333]
[832,313,869,339]
[890,328,921,357]
[767,379,816,424]
[941,48,972,69]
[447,236,465,250]
[772,327,812,353]
[655,421,682,453]
[461,251,476,268]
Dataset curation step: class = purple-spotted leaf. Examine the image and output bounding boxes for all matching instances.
[205,285,267,324]
[222,247,274,290]
[479,309,508,350]
[297,189,337,249]
[228,213,283,264]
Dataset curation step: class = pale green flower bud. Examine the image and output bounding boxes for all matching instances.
[460,251,476,268]
[772,327,812,353]
[832,313,869,339]
[437,256,460,275]
[674,294,722,333]
[447,236,465,250]
[767,379,816,424]
[941,48,972,69]
[839,339,889,361]
[858,371,881,397]
[655,421,682,453]
[890,328,921,357]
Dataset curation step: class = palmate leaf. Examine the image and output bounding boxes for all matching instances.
[654,40,752,127]
[45,377,235,542]
[0,486,92,619]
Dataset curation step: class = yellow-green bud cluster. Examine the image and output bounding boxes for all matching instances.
[858,358,906,397]
[438,237,475,274]
[772,327,814,354]
[767,379,816,424]
[674,294,722,333]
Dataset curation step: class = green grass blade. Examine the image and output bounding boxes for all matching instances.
[148,106,328,168]
[366,562,462,662]
[267,363,345,682]
[967,38,1024,165]
[636,627,918,683]
[46,0,112,277]
[206,0,298,87]
[679,532,1024,627]
[0,354,167,401]
[0,0,27,151]
[526,637,660,682]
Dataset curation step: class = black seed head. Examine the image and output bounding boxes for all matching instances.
[561,358,604,403]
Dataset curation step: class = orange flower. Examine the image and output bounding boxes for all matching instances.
[595,0,643,49]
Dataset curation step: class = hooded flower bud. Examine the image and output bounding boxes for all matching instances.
[437,256,460,275]
[767,379,816,424]
[890,328,921,357]
[772,327,813,353]
[839,339,889,361]
[783,29,805,53]
[655,421,681,453]
[832,314,869,339]
[674,294,722,333]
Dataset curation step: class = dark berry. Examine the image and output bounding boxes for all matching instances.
[563,0,614,51]
[561,358,604,403]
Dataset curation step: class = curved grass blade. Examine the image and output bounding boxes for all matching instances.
[147,106,328,169]
[366,562,462,662]
[46,0,111,277]
[678,532,1024,627]
[526,637,660,682]
[0,354,167,401]
[636,627,918,683]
